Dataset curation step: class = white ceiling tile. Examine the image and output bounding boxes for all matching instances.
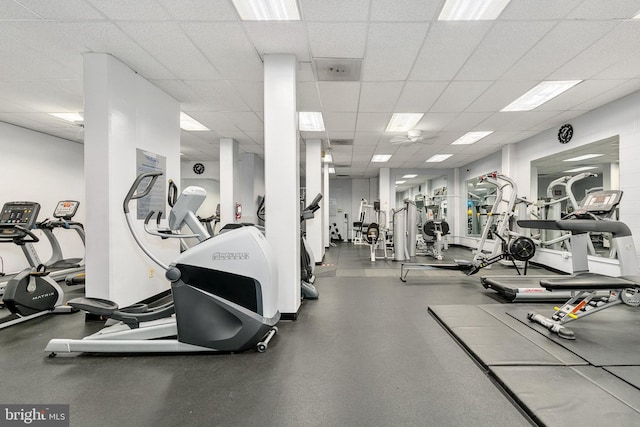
[595,50,640,79]
[395,82,448,112]
[327,131,356,141]
[467,81,537,112]
[150,79,195,103]
[0,0,41,19]
[370,0,441,21]
[573,79,640,111]
[456,21,555,80]
[500,0,584,19]
[442,113,492,131]
[307,23,367,59]
[358,82,403,112]
[297,82,322,111]
[229,81,264,112]
[0,98,33,113]
[158,0,238,21]
[0,80,83,112]
[567,0,640,19]
[244,131,264,145]
[17,0,104,19]
[362,23,428,81]
[86,0,171,20]
[186,112,238,131]
[243,22,310,61]
[550,21,640,80]
[299,0,370,21]
[354,132,380,146]
[355,113,391,132]
[324,112,357,131]
[502,21,617,80]
[317,82,361,112]
[416,113,458,131]
[430,81,492,113]
[181,22,262,81]
[118,22,222,80]
[409,21,492,81]
[479,111,560,132]
[57,22,174,79]
[300,131,326,140]
[182,81,250,111]
[224,112,263,131]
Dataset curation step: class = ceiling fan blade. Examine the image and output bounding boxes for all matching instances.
[390,136,409,144]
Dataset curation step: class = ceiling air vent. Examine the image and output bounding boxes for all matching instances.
[313,58,362,81]
[329,139,353,146]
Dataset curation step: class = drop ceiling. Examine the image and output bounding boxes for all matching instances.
[1,0,640,179]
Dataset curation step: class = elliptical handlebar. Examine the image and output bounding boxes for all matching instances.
[123,171,163,214]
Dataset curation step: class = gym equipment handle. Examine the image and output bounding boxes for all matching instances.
[123,171,163,213]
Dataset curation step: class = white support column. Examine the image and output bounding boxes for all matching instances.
[264,54,300,317]
[602,162,620,190]
[453,167,462,244]
[240,152,261,225]
[501,143,515,200]
[379,168,391,228]
[305,139,324,262]
[323,163,330,248]
[220,138,240,227]
[83,53,180,306]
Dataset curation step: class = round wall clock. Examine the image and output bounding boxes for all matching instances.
[558,124,573,144]
[193,162,205,175]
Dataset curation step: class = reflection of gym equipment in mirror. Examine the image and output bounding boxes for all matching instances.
[356,199,391,262]
[401,172,536,281]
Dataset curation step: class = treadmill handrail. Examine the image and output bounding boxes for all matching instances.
[518,219,631,237]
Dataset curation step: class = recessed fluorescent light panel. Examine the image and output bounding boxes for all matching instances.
[395,180,406,184]
[232,0,300,20]
[438,0,511,20]
[501,80,582,112]
[328,167,336,174]
[634,11,640,19]
[49,112,83,123]
[426,154,453,163]
[323,153,333,163]
[372,154,392,163]
[299,112,325,131]
[180,113,209,131]
[564,166,598,173]
[385,113,424,132]
[563,154,604,162]
[402,174,417,179]
[451,131,493,145]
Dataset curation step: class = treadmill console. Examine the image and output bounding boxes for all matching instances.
[53,200,79,220]
[0,202,40,233]
[574,190,622,218]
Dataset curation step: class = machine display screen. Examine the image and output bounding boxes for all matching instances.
[53,200,79,218]
[0,203,39,226]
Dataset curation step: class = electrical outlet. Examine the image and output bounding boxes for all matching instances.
[148,267,154,278]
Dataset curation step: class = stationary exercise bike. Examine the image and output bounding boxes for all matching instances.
[45,171,279,355]
[0,201,76,330]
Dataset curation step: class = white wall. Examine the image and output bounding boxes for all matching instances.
[180,161,220,219]
[328,179,352,240]
[0,122,85,274]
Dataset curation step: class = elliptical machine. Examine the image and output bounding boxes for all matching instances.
[0,201,76,330]
[45,171,279,355]
[300,194,322,299]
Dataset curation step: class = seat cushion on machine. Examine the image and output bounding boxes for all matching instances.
[540,273,638,291]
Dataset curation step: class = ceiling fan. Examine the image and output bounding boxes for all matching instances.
[390,129,435,145]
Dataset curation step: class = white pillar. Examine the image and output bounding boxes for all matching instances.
[379,167,391,228]
[602,162,620,190]
[453,167,462,244]
[305,139,324,262]
[323,163,330,248]
[264,54,300,317]
[84,53,180,306]
[240,152,262,225]
[220,138,240,227]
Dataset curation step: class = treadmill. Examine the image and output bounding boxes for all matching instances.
[0,201,42,296]
[481,190,623,302]
[36,200,85,282]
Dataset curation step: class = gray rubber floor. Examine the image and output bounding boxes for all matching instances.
[0,244,533,426]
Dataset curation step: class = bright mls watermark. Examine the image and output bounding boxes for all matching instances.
[0,405,69,426]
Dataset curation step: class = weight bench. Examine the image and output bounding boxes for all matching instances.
[521,211,640,340]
